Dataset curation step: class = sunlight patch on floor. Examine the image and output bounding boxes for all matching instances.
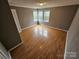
[34,25,48,37]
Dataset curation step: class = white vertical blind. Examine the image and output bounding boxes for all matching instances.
[38,10,43,22]
[33,9,50,22]
[44,10,50,22]
[33,10,38,22]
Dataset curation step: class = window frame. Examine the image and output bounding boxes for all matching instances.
[33,9,50,22]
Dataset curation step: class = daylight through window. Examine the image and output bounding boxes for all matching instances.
[33,9,50,22]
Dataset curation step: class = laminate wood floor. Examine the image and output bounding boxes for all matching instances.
[11,25,67,59]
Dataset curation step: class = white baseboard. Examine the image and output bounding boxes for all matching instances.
[9,25,36,51]
[8,51,12,59]
[44,24,68,32]
[21,24,36,31]
[19,30,22,33]
[9,41,23,52]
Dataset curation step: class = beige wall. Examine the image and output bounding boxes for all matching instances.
[44,5,78,30]
[11,7,35,29]
[11,5,78,30]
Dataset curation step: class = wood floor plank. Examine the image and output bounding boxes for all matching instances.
[10,25,67,59]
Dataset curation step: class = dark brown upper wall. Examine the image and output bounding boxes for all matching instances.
[0,0,22,50]
[64,7,79,59]
[44,5,78,30]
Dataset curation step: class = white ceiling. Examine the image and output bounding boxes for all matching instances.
[8,0,79,8]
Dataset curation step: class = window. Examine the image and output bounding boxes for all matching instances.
[38,10,43,22]
[44,10,50,22]
[33,10,38,22]
[33,9,50,22]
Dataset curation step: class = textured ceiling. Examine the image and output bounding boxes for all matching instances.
[8,0,79,8]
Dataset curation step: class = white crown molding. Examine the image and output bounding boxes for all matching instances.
[8,0,79,8]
